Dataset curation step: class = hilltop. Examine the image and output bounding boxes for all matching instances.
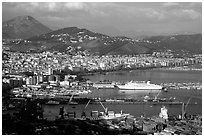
[2,16,52,39]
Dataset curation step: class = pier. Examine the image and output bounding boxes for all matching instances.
[92,101,182,105]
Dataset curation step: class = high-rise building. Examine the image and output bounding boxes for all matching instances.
[64,75,70,81]
[48,67,53,75]
[55,75,60,82]
[33,76,38,85]
[48,75,55,82]
[38,75,43,83]
[26,77,30,85]
[9,79,22,88]
[29,76,33,85]
[48,75,60,84]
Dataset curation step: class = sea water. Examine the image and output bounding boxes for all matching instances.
[43,67,202,120]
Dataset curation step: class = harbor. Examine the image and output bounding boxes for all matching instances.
[2,67,202,135]
[2,96,202,135]
[2,2,202,135]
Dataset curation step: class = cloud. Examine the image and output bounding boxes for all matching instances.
[169,8,201,20]
[138,8,166,21]
[162,2,180,7]
[29,2,39,7]
[187,2,202,8]
[7,2,88,12]
[46,2,58,11]
[181,9,201,19]
[64,2,86,10]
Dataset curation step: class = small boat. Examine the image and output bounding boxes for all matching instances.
[162,87,168,92]
[68,101,78,105]
[46,100,60,105]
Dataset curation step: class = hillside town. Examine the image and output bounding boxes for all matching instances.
[2,50,201,75]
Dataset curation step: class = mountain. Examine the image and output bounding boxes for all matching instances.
[3,23,201,55]
[2,16,52,39]
[143,34,202,54]
[26,27,150,55]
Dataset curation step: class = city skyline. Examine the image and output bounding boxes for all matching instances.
[2,2,202,38]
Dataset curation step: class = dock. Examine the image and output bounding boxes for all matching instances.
[92,101,183,105]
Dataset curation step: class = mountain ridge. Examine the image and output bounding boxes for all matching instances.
[2,16,202,55]
[3,15,52,39]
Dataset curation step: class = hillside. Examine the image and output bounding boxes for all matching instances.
[2,16,202,55]
[143,34,202,54]
[26,27,150,55]
[2,16,52,39]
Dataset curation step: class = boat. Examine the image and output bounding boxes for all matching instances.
[93,80,115,89]
[78,90,92,94]
[105,99,125,103]
[96,100,131,120]
[46,100,60,105]
[116,80,163,91]
[84,99,132,120]
[98,110,131,120]
[68,101,78,105]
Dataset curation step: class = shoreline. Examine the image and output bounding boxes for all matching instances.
[79,64,201,76]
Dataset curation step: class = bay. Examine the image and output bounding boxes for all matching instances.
[43,68,202,120]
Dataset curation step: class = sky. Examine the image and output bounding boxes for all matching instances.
[2,2,202,38]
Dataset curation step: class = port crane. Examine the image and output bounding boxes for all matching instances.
[84,99,91,109]
[153,90,162,102]
[181,97,191,119]
[84,98,107,112]
[68,94,78,105]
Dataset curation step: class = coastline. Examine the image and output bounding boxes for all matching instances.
[79,64,201,76]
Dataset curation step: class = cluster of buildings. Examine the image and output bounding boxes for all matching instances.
[2,50,202,76]
[2,67,79,90]
[2,50,201,93]
[161,82,202,90]
[3,73,93,99]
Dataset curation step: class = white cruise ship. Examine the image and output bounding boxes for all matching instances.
[116,80,163,91]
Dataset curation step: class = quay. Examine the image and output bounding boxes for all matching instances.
[35,97,183,105]
[92,101,182,105]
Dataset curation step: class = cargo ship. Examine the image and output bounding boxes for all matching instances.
[91,101,132,120]
[116,81,163,91]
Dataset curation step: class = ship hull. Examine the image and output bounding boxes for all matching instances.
[116,85,163,90]
[118,89,161,95]
[99,113,130,120]
[93,84,115,89]
[46,101,60,105]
